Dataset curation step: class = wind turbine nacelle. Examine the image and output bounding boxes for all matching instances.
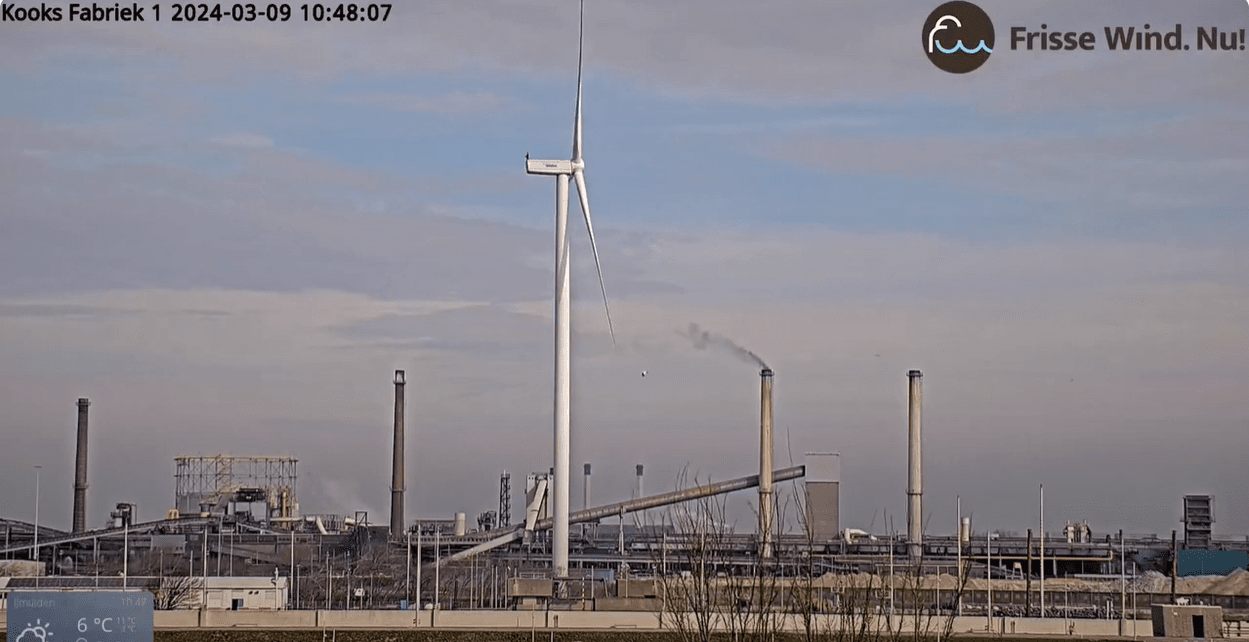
[527,159,573,175]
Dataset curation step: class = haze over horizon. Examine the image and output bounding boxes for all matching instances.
[1,0,1246,539]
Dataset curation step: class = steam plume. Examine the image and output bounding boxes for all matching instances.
[682,323,769,369]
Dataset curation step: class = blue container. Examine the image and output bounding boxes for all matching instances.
[1178,549,1249,577]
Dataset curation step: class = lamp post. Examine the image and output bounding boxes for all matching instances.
[201,528,208,608]
[988,530,997,632]
[33,465,42,587]
[1039,484,1045,617]
[435,529,440,610]
[1124,524,1134,634]
[1132,562,1138,641]
[956,496,962,617]
[416,524,422,610]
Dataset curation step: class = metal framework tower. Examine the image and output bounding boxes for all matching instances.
[174,455,298,520]
[499,471,512,528]
[1183,495,1213,549]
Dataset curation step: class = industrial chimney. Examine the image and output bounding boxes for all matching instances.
[72,398,90,533]
[390,370,406,538]
[759,368,774,559]
[907,370,923,558]
[583,463,592,510]
[635,464,644,499]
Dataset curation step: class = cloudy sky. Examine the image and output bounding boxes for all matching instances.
[1,0,1246,540]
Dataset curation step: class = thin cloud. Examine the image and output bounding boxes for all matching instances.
[766,114,1249,212]
[209,132,275,148]
[339,91,512,114]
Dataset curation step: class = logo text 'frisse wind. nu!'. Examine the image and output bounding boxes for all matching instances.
[1011,25,1245,51]
[924,3,1246,72]
[923,1,996,73]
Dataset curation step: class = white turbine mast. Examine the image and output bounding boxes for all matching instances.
[524,0,615,581]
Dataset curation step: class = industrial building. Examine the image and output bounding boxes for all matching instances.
[0,369,1245,625]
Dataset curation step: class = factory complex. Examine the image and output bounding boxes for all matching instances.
[1,369,1246,639]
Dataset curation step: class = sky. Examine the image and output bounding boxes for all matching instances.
[0,0,1246,541]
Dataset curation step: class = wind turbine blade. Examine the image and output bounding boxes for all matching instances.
[574,169,615,345]
[572,0,584,161]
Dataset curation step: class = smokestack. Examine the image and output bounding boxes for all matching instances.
[759,368,774,559]
[583,463,592,510]
[635,464,644,499]
[907,370,923,558]
[390,370,406,538]
[72,398,90,533]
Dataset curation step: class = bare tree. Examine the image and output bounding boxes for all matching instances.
[787,487,971,642]
[789,479,895,642]
[652,470,731,642]
[649,468,790,642]
[153,575,203,610]
[350,542,405,608]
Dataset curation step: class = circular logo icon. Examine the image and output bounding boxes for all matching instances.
[923,1,995,74]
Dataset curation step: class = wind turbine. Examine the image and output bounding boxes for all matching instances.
[525,0,615,580]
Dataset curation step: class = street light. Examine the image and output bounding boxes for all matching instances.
[987,530,998,632]
[33,465,42,587]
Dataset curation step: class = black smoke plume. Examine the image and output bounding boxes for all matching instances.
[681,322,769,369]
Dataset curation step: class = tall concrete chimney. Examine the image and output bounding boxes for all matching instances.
[583,463,592,510]
[390,370,406,538]
[72,398,90,533]
[907,370,923,558]
[759,368,774,559]
[635,464,644,499]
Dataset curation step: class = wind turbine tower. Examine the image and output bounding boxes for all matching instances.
[525,0,615,580]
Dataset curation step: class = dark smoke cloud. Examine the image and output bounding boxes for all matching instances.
[681,322,769,370]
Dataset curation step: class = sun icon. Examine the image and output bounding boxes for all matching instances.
[17,618,54,642]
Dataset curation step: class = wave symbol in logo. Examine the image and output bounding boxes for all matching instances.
[923,2,995,73]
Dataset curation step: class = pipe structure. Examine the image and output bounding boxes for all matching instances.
[630,463,645,528]
[437,465,807,567]
[759,368,774,560]
[907,370,923,559]
[72,398,90,533]
[1027,529,1034,614]
[390,370,406,538]
[1170,529,1177,602]
[566,465,803,529]
[583,464,592,511]
[0,515,216,555]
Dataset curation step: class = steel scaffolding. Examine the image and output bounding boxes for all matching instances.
[174,455,298,521]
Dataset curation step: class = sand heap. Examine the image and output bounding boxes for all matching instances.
[1129,570,1171,593]
[1205,568,1249,595]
